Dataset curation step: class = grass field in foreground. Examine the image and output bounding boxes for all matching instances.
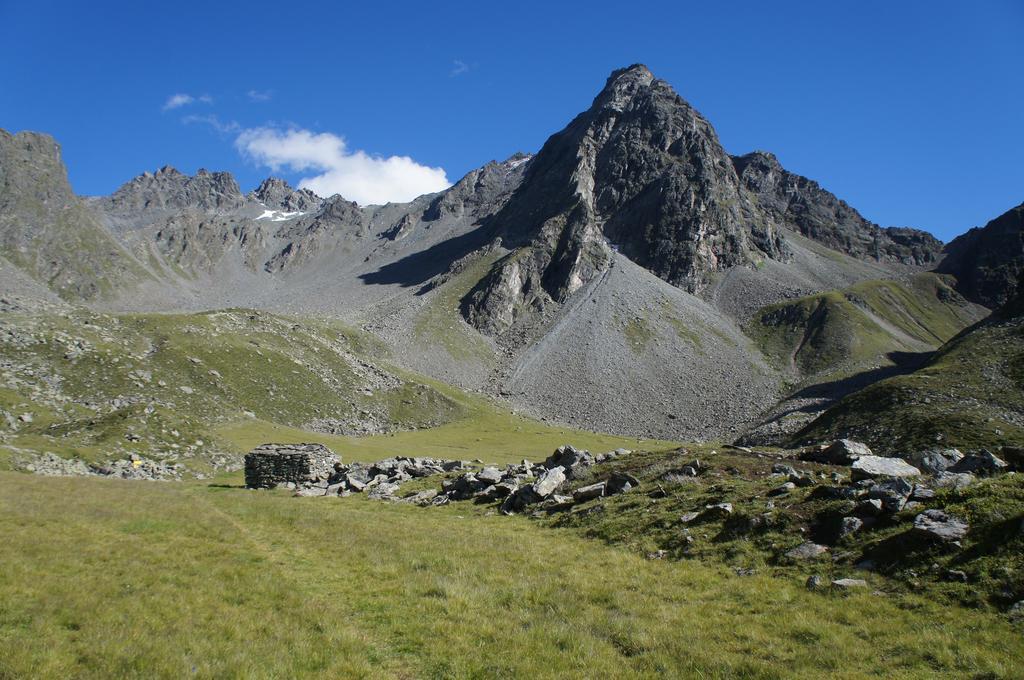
[1,473,1021,678]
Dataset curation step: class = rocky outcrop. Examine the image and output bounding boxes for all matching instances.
[732,151,941,265]
[937,202,1024,308]
[249,177,322,212]
[263,195,367,273]
[104,166,246,219]
[423,154,531,223]
[0,128,148,300]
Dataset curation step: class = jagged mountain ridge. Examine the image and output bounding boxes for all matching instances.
[460,65,942,335]
[732,150,942,266]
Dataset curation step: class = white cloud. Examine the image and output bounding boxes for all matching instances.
[163,93,212,111]
[235,127,450,206]
[182,114,241,135]
[247,89,273,102]
[162,93,194,111]
[450,60,469,77]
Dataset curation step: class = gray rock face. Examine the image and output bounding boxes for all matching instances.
[250,177,322,212]
[244,443,340,489]
[850,456,921,481]
[732,151,941,266]
[938,202,1024,308]
[913,509,969,542]
[104,166,245,218]
[0,129,147,300]
[423,154,530,223]
[462,64,787,334]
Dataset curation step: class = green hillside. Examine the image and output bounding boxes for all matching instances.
[791,303,1024,454]
[748,274,983,385]
[0,304,670,474]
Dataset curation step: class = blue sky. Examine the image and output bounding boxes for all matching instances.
[1,0,1021,239]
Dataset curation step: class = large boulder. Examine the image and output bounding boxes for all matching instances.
[866,478,914,513]
[543,445,595,471]
[908,449,964,474]
[913,509,969,542]
[804,440,872,465]
[850,456,920,481]
[950,450,1008,476]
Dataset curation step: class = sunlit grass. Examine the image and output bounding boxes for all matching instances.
[1,472,1020,678]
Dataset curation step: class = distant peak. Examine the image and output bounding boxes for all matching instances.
[254,177,295,192]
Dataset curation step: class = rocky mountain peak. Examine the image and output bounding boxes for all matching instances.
[461,65,786,334]
[104,165,244,218]
[592,63,656,112]
[250,177,322,212]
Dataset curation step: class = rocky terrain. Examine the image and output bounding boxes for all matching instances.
[249,436,1023,614]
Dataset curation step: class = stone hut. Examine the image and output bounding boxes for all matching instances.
[244,443,340,489]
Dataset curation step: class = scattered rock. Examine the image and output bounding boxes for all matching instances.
[945,569,969,583]
[866,478,914,513]
[607,472,640,495]
[700,503,733,520]
[477,467,503,485]
[785,542,829,561]
[839,516,864,537]
[768,481,796,497]
[831,578,868,591]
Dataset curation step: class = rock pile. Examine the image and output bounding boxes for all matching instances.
[282,455,473,500]
[17,451,182,480]
[244,443,340,489]
[423,445,635,514]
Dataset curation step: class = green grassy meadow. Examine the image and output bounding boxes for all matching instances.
[2,472,1022,679]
